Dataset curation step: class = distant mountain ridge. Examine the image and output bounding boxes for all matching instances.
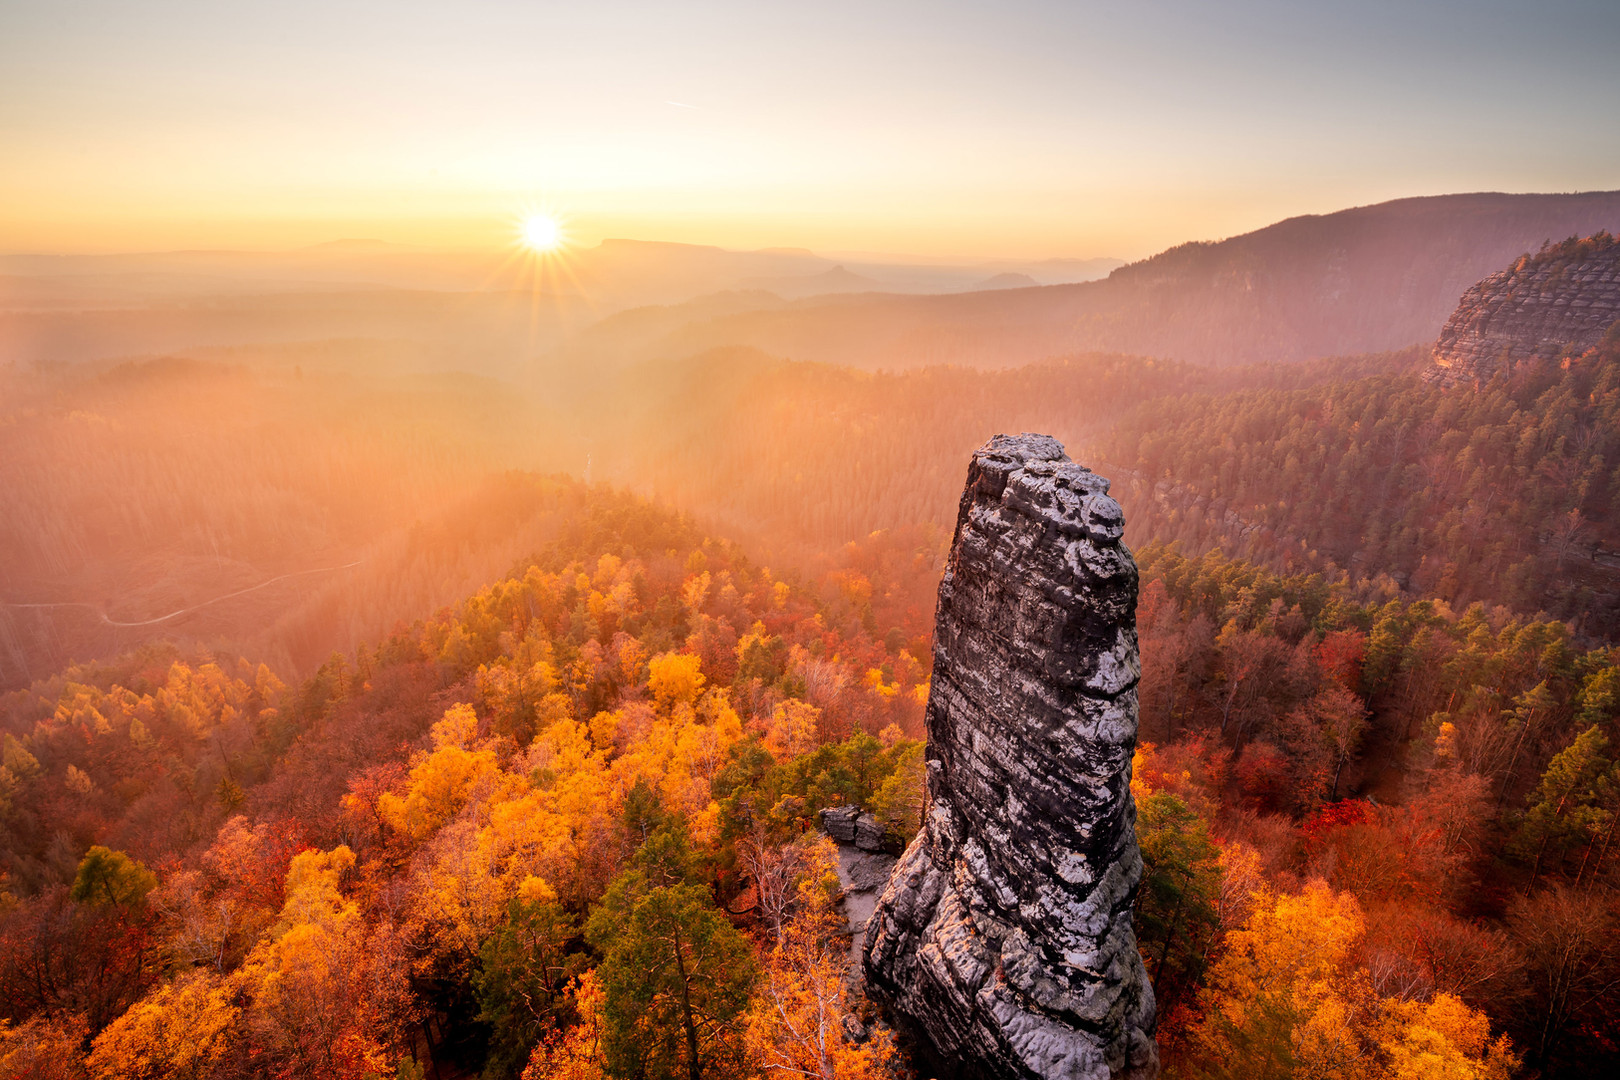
[611,191,1620,370]
[740,264,883,299]
[973,271,1039,290]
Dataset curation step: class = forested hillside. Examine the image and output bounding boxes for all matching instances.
[1130,543,1620,1076]
[0,343,1414,689]
[1106,325,1620,634]
[4,478,1618,1077]
[0,481,935,1079]
[13,319,1619,704]
[594,321,1620,642]
[592,346,1423,556]
[0,354,573,687]
[13,218,1620,699]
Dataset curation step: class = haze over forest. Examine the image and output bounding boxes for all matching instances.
[5,2,1620,1079]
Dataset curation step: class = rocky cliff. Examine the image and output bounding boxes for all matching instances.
[862,434,1156,1080]
[1429,232,1620,385]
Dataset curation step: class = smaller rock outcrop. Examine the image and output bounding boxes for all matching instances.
[1429,232,1620,385]
[862,434,1156,1080]
[820,806,890,853]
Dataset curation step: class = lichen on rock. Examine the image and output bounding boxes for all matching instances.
[862,433,1157,1080]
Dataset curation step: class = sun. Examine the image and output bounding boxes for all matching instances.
[520,213,564,253]
[501,205,578,297]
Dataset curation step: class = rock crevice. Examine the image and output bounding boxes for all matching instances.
[862,433,1156,1080]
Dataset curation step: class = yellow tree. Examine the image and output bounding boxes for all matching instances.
[649,653,706,711]
[378,704,500,842]
[85,971,238,1080]
[1188,882,1516,1080]
[745,860,894,1080]
[229,845,414,1079]
[1190,883,1377,1080]
[1375,994,1517,1080]
[764,700,820,760]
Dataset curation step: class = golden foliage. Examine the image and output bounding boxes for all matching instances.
[431,702,481,749]
[765,699,820,759]
[745,870,895,1080]
[0,1016,88,1080]
[378,706,500,841]
[1376,994,1518,1080]
[648,652,706,709]
[228,844,413,1079]
[279,844,356,929]
[1189,882,1517,1080]
[86,972,237,1080]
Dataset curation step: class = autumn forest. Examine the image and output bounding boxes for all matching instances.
[6,20,1620,1070]
[5,284,1620,1077]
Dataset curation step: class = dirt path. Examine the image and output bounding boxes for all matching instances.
[3,559,364,626]
[834,843,897,981]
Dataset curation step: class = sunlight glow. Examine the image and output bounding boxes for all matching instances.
[521,213,564,253]
[486,204,591,342]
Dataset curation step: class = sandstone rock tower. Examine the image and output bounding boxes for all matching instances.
[1429,232,1620,386]
[862,434,1157,1080]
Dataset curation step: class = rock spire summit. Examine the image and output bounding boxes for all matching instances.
[862,433,1157,1080]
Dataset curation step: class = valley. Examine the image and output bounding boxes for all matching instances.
[5,197,1620,1080]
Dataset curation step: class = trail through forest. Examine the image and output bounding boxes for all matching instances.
[2,559,365,627]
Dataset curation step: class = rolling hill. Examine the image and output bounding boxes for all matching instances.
[573,191,1620,370]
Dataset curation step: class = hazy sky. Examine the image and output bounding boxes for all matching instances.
[3,0,1617,258]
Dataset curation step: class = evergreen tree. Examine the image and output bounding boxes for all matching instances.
[475,878,587,1080]
[587,880,757,1080]
[1514,726,1614,886]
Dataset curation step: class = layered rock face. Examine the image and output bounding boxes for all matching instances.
[862,434,1156,1080]
[1429,233,1620,385]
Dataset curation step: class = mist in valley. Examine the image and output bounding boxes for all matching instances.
[7,3,1620,1077]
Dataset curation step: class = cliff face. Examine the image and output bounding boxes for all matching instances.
[1429,233,1620,385]
[862,434,1156,1080]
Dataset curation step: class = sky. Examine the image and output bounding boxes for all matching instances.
[2,0,1617,259]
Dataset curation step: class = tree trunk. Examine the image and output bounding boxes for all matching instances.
[1587,811,1620,890]
[1221,679,1240,735]
[1573,831,1597,888]
[1152,886,1187,997]
[1527,834,1551,894]
[1497,719,1533,812]
[671,932,703,1080]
